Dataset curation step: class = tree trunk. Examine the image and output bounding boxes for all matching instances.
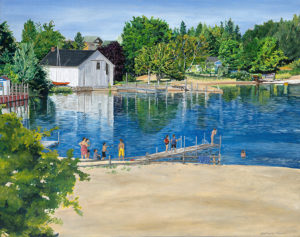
[156,74,161,85]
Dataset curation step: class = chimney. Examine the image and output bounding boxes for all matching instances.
[51,46,55,52]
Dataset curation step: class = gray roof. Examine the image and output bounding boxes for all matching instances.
[40,49,96,67]
[102,40,114,46]
[84,36,103,43]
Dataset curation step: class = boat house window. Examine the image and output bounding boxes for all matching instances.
[96,62,100,70]
[106,63,109,75]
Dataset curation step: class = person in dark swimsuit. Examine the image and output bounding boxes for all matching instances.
[102,142,108,160]
[86,138,91,159]
[164,135,169,152]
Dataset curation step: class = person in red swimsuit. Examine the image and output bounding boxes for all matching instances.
[164,135,170,152]
[79,138,88,159]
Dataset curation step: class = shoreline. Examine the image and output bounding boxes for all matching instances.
[53,163,300,236]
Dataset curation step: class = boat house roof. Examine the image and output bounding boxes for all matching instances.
[40,49,96,67]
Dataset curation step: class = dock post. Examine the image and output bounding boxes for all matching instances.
[196,83,198,91]
[185,79,187,91]
[191,82,193,92]
[156,147,158,153]
[126,73,128,85]
[183,136,186,164]
[196,136,198,157]
[109,155,111,166]
[58,132,60,144]
[181,136,182,148]
[155,83,157,93]
[166,81,168,92]
[147,69,150,85]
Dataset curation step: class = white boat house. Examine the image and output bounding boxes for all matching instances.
[40,48,114,88]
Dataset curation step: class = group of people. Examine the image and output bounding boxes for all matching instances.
[79,128,247,161]
[79,138,125,161]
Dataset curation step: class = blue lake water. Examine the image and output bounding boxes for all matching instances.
[26,84,300,168]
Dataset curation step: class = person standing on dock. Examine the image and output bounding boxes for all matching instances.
[102,142,108,160]
[79,137,88,159]
[211,128,217,145]
[118,139,125,161]
[164,135,170,152]
[86,138,91,159]
[171,134,178,152]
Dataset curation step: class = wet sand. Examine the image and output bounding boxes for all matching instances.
[53,163,300,236]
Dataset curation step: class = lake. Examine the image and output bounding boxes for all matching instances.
[25,84,300,168]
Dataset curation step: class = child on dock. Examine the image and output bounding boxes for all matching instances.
[164,135,170,152]
[93,149,101,160]
[86,138,91,158]
[211,128,217,145]
[118,139,125,161]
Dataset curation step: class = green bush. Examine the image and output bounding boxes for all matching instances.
[50,86,73,94]
[228,71,251,81]
[0,113,89,236]
[122,73,136,82]
[290,59,300,70]
[275,73,291,80]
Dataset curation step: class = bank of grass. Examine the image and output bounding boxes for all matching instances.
[50,86,73,94]
[275,73,291,80]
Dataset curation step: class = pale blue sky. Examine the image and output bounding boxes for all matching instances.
[0,0,299,41]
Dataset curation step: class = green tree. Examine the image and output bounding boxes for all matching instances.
[0,21,16,65]
[239,37,260,70]
[21,19,38,43]
[250,37,286,73]
[121,16,172,73]
[34,21,65,60]
[13,43,38,83]
[195,23,203,36]
[134,46,153,75]
[187,27,196,37]
[171,34,208,72]
[135,43,183,82]
[0,113,89,237]
[180,21,187,35]
[13,42,52,95]
[275,15,300,61]
[218,39,242,70]
[74,32,85,50]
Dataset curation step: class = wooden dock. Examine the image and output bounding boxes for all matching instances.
[0,83,29,104]
[77,142,220,167]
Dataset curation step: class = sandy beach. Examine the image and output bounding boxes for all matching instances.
[53,163,300,236]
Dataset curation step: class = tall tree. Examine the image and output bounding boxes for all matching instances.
[0,113,89,237]
[34,21,65,60]
[74,32,85,50]
[180,21,187,35]
[218,39,242,70]
[98,41,125,81]
[21,19,38,43]
[0,21,16,65]
[121,16,172,73]
[195,23,203,36]
[171,34,208,72]
[250,37,286,73]
[187,26,196,37]
[13,43,51,94]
